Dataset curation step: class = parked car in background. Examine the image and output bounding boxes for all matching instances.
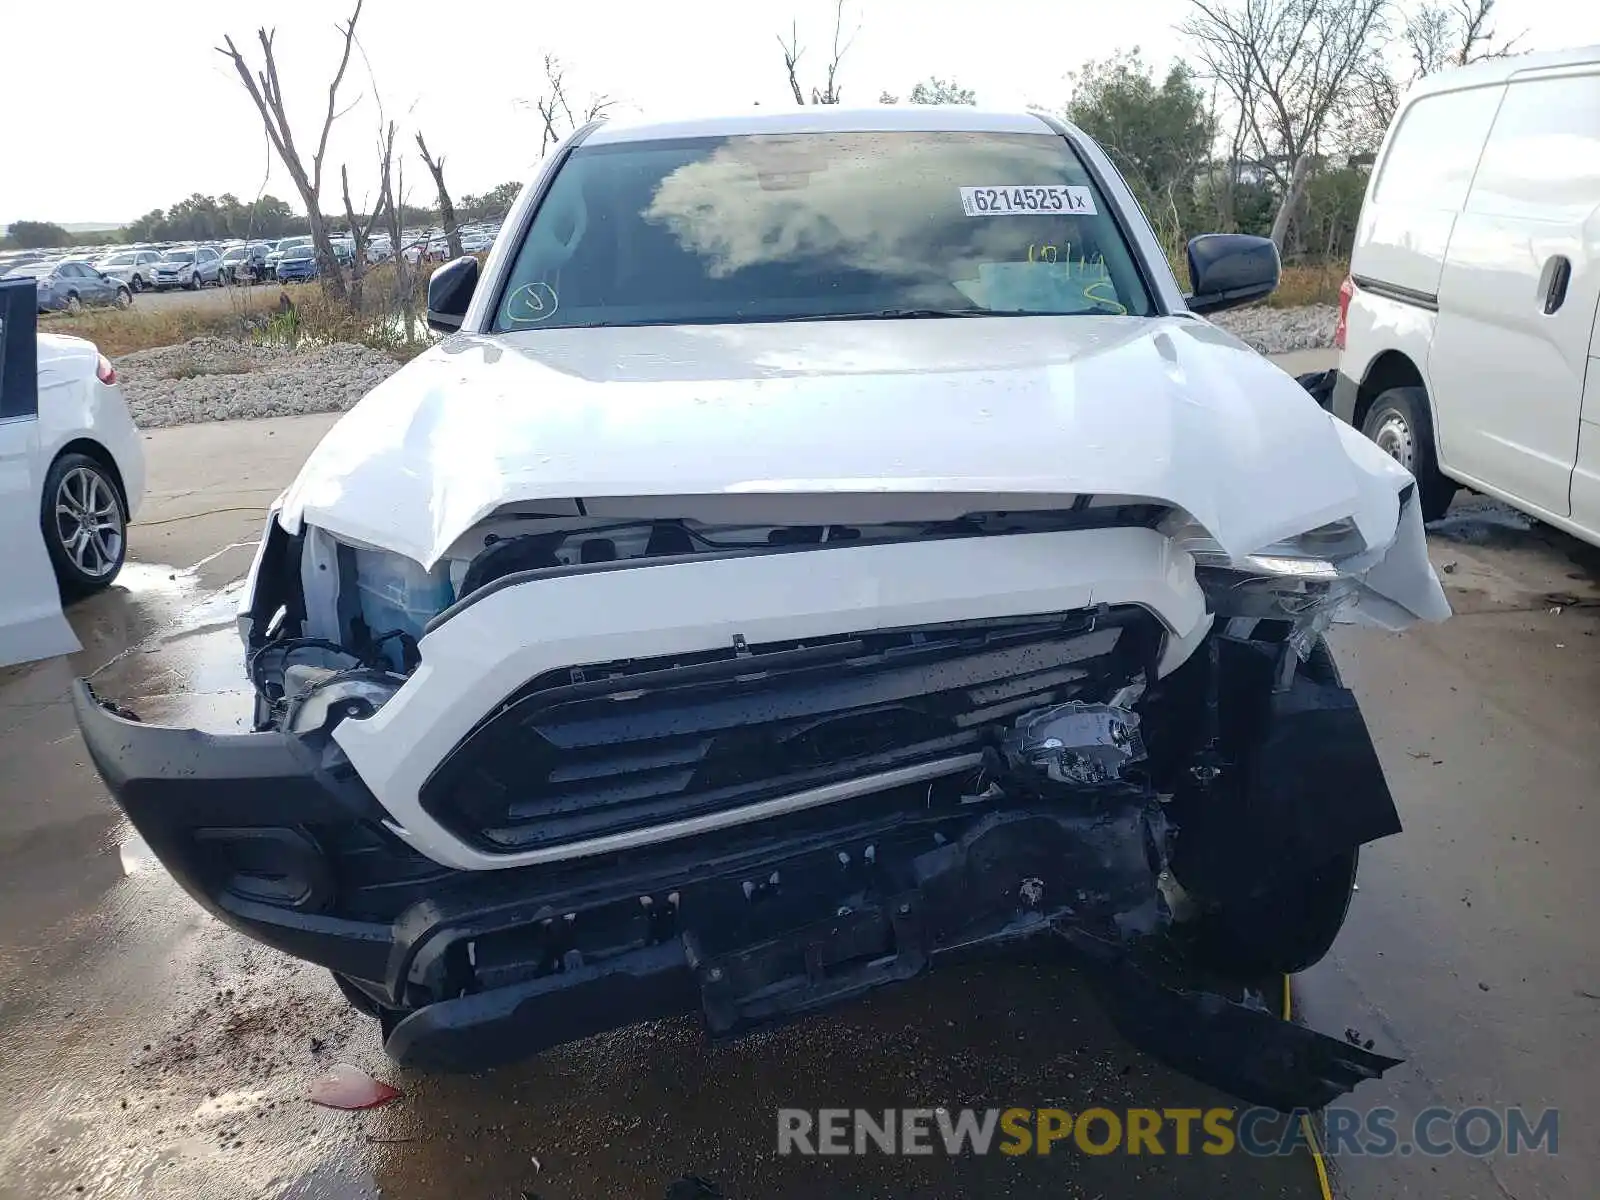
[73,108,1447,1108]
[221,243,272,285]
[266,236,312,278]
[151,245,224,290]
[366,236,393,264]
[460,229,493,254]
[1333,46,1600,538]
[94,249,163,292]
[0,279,147,668]
[1,259,132,313]
[273,244,319,282]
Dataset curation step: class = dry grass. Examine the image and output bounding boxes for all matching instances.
[43,289,284,357]
[39,267,432,360]
[1269,261,1347,308]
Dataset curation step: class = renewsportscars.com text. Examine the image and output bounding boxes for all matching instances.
[777,1106,1559,1158]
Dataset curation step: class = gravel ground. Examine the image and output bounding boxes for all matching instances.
[116,305,1336,429]
[1210,303,1338,354]
[115,337,402,429]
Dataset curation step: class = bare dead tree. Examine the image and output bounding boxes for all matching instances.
[218,0,365,301]
[1182,0,1388,251]
[414,131,462,260]
[527,55,617,156]
[777,0,856,105]
[340,120,395,312]
[1344,0,1524,152]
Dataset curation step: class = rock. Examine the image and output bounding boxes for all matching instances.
[114,337,402,429]
[1210,304,1339,355]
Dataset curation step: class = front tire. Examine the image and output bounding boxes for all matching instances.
[1195,848,1360,976]
[115,286,132,309]
[42,452,127,595]
[130,274,145,293]
[185,272,200,291]
[64,292,82,314]
[1361,386,1456,521]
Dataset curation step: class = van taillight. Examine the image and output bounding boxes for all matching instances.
[1334,276,1354,351]
[95,354,117,386]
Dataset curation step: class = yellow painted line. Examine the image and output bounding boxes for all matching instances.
[1282,974,1335,1200]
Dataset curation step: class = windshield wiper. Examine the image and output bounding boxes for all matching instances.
[787,307,1005,322]
[787,306,1124,321]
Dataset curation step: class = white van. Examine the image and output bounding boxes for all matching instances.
[1333,45,1600,531]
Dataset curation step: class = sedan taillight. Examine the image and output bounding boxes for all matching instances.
[96,354,117,386]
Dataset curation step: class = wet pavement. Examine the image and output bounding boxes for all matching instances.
[1,492,1595,1199]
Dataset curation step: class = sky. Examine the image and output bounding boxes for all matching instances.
[4,0,1600,228]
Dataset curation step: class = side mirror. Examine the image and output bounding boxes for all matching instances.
[1185,234,1280,315]
[427,255,478,333]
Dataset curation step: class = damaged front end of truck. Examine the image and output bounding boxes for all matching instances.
[73,439,1446,1111]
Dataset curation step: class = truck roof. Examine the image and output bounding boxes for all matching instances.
[583,105,1058,146]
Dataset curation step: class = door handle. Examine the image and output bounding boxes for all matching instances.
[1542,255,1572,314]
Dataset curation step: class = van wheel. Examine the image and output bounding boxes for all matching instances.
[1362,386,1456,521]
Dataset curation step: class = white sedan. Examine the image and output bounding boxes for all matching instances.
[0,282,145,667]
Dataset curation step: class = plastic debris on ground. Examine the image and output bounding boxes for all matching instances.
[306,1063,402,1110]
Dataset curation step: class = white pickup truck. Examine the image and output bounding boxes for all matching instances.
[74,106,1446,1110]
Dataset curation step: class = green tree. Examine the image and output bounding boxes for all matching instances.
[458,181,523,222]
[4,220,70,249]
[1065,50,1213,254]
[908,76,975,105]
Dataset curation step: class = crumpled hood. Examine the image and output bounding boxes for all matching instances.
[274,314,1447,621]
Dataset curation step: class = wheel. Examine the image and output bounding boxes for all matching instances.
[1194,847,1361,976]
[1361,386,1456,521]
[130,274,145,293]
[64,292,82,314]
[115,286,132,309]
[185,271,200,291]
[42,452,127,594]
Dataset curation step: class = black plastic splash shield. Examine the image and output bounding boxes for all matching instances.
[1064,930,1401,1112]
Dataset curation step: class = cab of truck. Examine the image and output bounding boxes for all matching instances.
[1333,45,1600,533]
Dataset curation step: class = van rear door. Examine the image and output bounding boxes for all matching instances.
[1427,69,1600,518]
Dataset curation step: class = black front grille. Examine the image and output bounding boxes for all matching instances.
[420,607,1162,853]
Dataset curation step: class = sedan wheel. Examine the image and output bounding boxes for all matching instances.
[43,454,127,594]
[65,292,82,314]
[115,287,133,309]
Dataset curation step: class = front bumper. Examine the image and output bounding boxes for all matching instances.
[73,622,1404,1110]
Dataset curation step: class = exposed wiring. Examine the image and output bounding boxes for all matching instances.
[1281,975,1335,1200]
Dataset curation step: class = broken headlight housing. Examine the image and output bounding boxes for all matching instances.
[1169,516,1366,659]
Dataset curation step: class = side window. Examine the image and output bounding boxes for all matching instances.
[1372,85,1504,210]
[1467,74,1600,221]
[62,263,88,279]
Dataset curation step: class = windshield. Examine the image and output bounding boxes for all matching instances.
[492,130,1151,331]
[277,238,310,251]
[161,249,196,263]
[222,248,245,260]
[102,253,134,266]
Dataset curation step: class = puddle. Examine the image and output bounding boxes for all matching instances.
[1428,498,1535,547]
